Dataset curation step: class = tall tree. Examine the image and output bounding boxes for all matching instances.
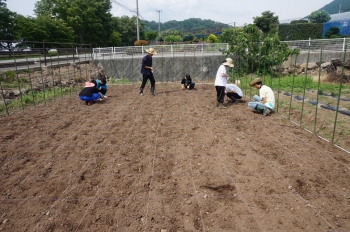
[309,10,331,23]
[15,15,75,44]
[145,30,158,44]
[110,16,145,46]
[253,11,279,35]
[0,0,7,7]
[0,1,18,49]
[108,31,122,47]
[34,0,113,46]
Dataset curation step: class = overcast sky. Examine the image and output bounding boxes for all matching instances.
[6,0,333,26]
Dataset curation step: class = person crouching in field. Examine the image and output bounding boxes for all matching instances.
[181,74,195,90]
[247,78,275,116]
[79,80,104,106]
[96,77,108,99]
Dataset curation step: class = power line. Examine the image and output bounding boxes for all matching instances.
[143,0,159,11]
[111,0,145,20]
[111,0,136,13]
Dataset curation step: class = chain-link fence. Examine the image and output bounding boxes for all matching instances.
[0,41,98,117]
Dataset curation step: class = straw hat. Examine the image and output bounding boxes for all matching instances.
[145,47,157,54]
[84,81,95,87]
[223,58,234,67]
[249,78,263,87]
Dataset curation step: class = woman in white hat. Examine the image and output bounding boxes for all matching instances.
[214,58,234,109]
[139,47,157,95]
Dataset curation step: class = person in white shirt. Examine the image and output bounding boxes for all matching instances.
[248,78,275,116]
[214,58,234,109]
[225,83,243,103]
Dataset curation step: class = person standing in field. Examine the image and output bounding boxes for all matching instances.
[214,58,234,109]
[139,48,157,96]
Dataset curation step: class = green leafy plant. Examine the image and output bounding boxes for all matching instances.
[226,24,299,75]
[164,35,182,43]
[206,34,218,43]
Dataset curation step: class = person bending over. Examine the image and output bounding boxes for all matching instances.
[225,83,243,103]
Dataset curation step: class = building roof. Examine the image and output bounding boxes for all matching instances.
[329,11,350,22]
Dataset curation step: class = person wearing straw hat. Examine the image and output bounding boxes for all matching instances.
[79,80,104,105]
[140,47,157,96]
[214,58,234,109]
[248,78,275,116]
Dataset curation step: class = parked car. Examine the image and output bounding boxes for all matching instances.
[48,49,58,54]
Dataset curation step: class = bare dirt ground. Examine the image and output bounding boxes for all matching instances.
[1,83,350,232]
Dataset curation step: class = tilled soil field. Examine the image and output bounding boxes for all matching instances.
[0,83,350,232]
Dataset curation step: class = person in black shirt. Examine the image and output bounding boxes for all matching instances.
[79,81,103,105]
[139,48,157,96]
[181,74,195,90]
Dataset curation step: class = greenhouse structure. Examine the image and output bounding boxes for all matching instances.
[323,11,350,37]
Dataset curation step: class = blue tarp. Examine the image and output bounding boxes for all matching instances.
[322,12,350,37]
[323,20,350,37]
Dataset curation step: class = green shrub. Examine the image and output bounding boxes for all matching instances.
[290,20,308,24]
[164,35,182,43]
[278,23,323,41]
[206,34,218,43]
[5,70,16,82]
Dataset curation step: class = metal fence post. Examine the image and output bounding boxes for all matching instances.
[332,44,347,145]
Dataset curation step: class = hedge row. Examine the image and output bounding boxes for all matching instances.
[278,23,324,41]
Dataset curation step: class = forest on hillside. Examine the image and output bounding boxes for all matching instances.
[319,0,350,14]
[141,0,350,35]
[142,18,231,35]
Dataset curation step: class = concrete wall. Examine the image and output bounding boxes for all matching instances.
[282,51,350,68]
[94,54,227,83]
[95,50,349,81]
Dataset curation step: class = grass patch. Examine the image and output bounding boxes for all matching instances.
[0,86,79,114]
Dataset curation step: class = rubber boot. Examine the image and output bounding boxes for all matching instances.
[139,87,143,96]
[150,86,155,95]
[218,103,227,109]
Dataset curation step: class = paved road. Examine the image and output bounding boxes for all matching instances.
[0,54,92,72]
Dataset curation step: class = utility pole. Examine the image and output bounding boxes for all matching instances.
[136,0,140,40]
[156,10,162,36]
[339,4,342,13]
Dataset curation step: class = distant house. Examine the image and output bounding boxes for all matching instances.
[323,12,350,37]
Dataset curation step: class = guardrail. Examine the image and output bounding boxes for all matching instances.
[92,43,230,59]
[283,38,350,52]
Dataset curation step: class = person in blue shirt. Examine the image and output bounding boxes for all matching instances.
[181,74,195,90]
[79,81,101,105]
[140,48,157,96]
[96,77,108,99]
